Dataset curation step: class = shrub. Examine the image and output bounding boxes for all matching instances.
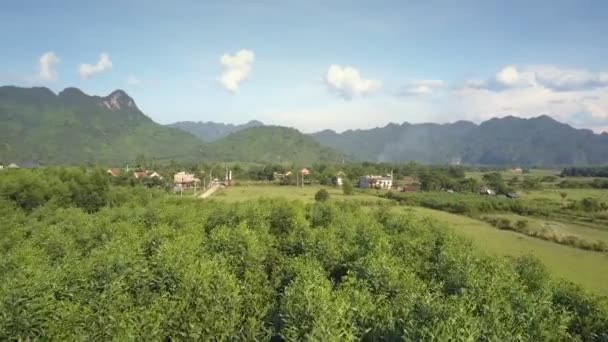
[342,181,354,195]
[314,189,330,202]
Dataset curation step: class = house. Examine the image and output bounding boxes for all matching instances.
[174,171,200,188]
[0,164,3,170]
[148,171,163,179]
[359,175,393,189]
[8,163,19,169]
[133,171,148,179]
[336,171,346,187]
[511,167,523,174]
[479,186,496,196]
[300,168,311,176]
[107,168,121,177]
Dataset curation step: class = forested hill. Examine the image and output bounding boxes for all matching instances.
[200,126,345,164]
[166,120,264,142]
[0,86,203,165]
[311,115,608,165]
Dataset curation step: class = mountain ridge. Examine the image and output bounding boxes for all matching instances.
[0,86,202,165]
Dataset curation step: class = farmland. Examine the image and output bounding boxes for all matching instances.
[207,184,608,296]
[1,167,607,340]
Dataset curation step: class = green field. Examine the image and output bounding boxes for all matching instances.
[485,213,608,244]
[404,207,608,296]
[212,184,389,203]
[523,188,608,201]
[206,184,608,295]
[466,169,560,181]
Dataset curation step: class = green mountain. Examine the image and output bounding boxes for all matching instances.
[0,86,203,165]
[166,120,264,142]
[311,115,608,165]
[200,126,345,164]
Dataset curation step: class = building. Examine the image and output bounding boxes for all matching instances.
[107,168,121,177]
[133,171,148,179]
[359,175,393,189]
[148,171,163,179]
[300,168,311,176]
[7,163,19,169]
[511,167,523,174]
[174,171,200,188]
[479,186,496,196]
[336,171,346,187]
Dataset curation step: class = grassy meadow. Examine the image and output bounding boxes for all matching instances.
[405,207,608,296]
[212,184,389,203]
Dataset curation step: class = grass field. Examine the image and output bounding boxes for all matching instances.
[466,169,560,181]
[405,207,608,296]
[205,184,608,296]
[211,184,389,203]
[484,213,608,244]
[523,188,608,201]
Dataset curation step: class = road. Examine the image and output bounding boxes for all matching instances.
[198,183,221,199]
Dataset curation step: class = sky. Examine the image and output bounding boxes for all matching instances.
[2,0,608,133]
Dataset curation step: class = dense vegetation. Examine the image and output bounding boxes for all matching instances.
[166,120,264,142]
[200,126,345,164]
[311,115,608,165]
[562,166,608,178]
[0,86,204,165]
[1,169,608,340]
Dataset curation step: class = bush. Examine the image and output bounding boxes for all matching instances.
[314,189,330,202]
[342,181,354,195]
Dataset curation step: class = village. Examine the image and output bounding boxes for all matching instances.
[97,164,529,199]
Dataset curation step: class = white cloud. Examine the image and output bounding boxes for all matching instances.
[401,79,444,96]
[533,65,608,91]
[218,49,254,92]
[78,53,113,79]
[467,65,608,92]
[126,75,141,86]
[39,51,60,81]
[455,65,608,132]
[324,64,381,99]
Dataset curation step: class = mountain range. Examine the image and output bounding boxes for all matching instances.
[0,86,203,165]
[311,116,608,165]
[2,85,608,166]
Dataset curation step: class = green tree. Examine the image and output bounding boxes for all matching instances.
[342,181,354,195]
[315,189,330,202]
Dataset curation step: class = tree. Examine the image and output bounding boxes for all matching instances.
[559,192,568,206]
[314,189,330,202]
[342,181,353,195]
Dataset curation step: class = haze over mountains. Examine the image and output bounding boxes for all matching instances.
[2,86,608,166]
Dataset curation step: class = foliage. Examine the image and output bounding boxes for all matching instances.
[0,167,109,212]
[314,188,330,202]
[1,169,607,339]
[561,166,608,178]
[312,115,608,165]
[0,86,203,165]
[342,180,354,195]
[200,126,345,164]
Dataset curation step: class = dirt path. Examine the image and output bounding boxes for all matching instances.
[198,183,221,199]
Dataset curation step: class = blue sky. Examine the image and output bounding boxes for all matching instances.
[2,0,608,132]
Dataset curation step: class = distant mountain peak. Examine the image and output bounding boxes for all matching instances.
[101,89,137,111]
[58,87,88,98]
